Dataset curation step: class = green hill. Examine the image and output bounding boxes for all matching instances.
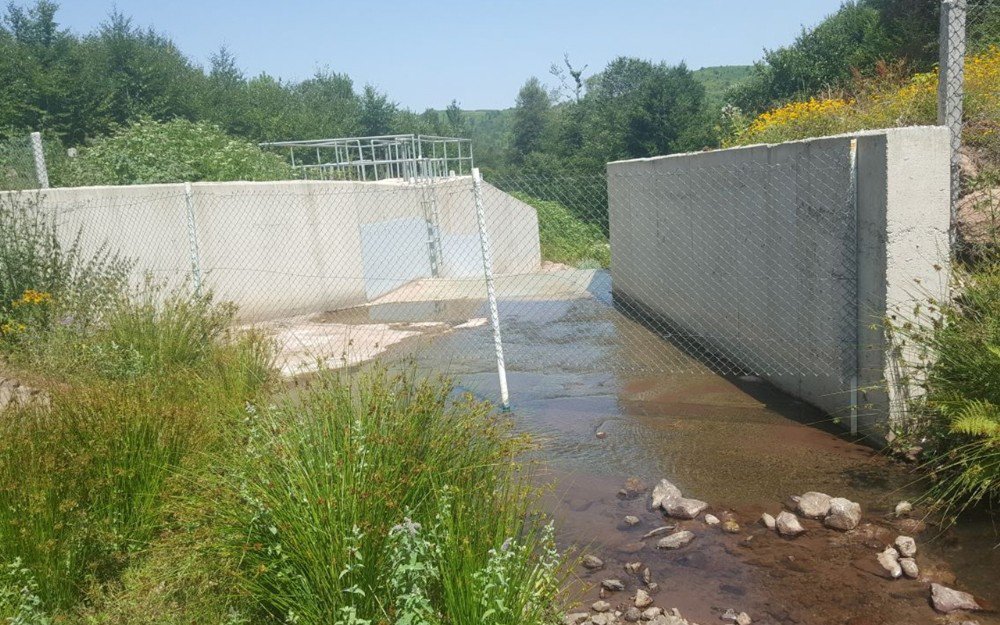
[692,65,754,103]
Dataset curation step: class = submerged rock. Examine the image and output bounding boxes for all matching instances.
[642,525,677,540]
[894,535,917,558]
[760,512,776,530]
[894,500,913,517]
[662,497,708,519]
[624,515,641,527]
[795,492,832,519]
[620,476,648,499]
[601,578,625,591]
[775,511,805,537]
[931,583,982,613]
[721,520,741,534]
[651,479,683,509]
[824,497,862,530]
[582,554,605,570]
[624,561,643,575]
[656,530,695,549]
[877,546,902,579]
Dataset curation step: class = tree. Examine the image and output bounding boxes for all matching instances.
[510,77,551,163]
[358,85,397,136]
[201,46,251,136]
[296,68,360,138]
[444,99,466,136]
[727,2,895,113]
[582,57,711,164]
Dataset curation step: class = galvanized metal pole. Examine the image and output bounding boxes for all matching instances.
[938,0,967,250]
[30,132,49,189]
[848,138,860,436]
[472,168,510,410]
[184,182,203,296]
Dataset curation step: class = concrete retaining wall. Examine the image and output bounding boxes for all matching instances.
[7,177,540,321]
[608,126,951,433]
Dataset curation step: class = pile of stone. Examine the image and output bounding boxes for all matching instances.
[756,491,862,538]
[564,602,750,625]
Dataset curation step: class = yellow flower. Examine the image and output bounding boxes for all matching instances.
[13,289,53,307]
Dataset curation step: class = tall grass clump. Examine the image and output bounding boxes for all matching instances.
[0,195,274,617]
[0,293,273,613]
[513,193,610,269]
[225,367,564,625]
[0,194,131,346]
[893,261,1000,522]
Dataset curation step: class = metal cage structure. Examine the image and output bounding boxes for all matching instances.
[261,134,473,181]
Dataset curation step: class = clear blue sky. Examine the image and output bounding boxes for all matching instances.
[53,0,846,110]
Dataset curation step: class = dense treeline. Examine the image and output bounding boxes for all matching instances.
[0,2,467,146]
[1,0,985,180]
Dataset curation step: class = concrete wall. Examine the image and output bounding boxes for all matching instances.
[7,177,540,321]
[607,126,951,432]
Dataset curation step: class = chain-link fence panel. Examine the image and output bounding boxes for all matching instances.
[967,0,1000,48]
[0,135,42,192]
[483,148,858,383]
[4,154,865,408]
[30,179,498,378]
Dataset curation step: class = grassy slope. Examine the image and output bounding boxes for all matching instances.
[691,65,754,103]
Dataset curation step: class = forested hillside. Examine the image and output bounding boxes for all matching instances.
[0,0,983,180]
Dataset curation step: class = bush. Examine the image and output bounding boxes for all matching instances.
[65,118,293,186]
[893,262,1000,522]
[513,192,610,269]
[0,194,132,349]
[727,47,1000,148]
[223,367,564,625]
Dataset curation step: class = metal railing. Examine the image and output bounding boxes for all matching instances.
[260,134,473,182]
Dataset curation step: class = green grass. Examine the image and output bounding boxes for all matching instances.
[691,65,753,104]
[0,293,273,613]
[0,193,566,624]
[513,192,610,269]
[221,367,564,625]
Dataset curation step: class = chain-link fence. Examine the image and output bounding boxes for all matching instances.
[4,142,871,412]
[0,133,46,192]
[940,0,1000,251]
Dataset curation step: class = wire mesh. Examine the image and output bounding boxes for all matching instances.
[7,149,861,396]
[483,150,858,382]
[0,135,41,191]
[941,0,1000,251]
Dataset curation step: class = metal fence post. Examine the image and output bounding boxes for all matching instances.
[472,168,510,410]
[938,0,967,250]
[183,182,203,295]
[30,132,49,189]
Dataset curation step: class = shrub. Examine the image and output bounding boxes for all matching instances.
[0,195,131,347]
[893,262,1000,521]
[727,47,1000,148]
[513,192,610,269]
[223,367,564,625]
[65,118,293,186]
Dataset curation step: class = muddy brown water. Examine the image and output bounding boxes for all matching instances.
[324,278,999,625]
